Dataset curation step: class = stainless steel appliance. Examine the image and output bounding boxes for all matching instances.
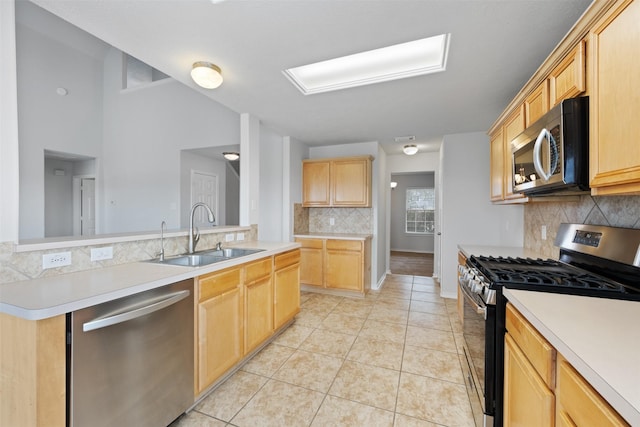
[459,223,640,426]
[69,279,194,427]
[511,96,589,195]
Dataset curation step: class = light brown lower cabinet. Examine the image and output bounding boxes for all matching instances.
[504,303,630,427]
[243,258,273,355]
[273,249,301,329]
[295,237,371,296]
[196,266,244,394]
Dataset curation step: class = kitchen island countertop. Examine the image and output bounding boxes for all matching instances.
[504,288,640,426]
[0,241,299,321]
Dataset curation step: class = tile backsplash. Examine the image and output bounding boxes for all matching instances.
[294,203,373,234]
[0,226,257,284]
[524,195,640,258]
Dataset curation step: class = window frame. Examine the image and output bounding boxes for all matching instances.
[404,187,435,235]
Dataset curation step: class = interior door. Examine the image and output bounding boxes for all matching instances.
[191,171,218,227]
[77,177,96,236]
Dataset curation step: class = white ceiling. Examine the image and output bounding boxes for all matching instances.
[26,0,593,155]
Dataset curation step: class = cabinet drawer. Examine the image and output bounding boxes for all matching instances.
[505,303,556,388]
[295,238,323,249]
[244,258,272,283]
[275,249,300,270]
[199,267,241,302]
[557,358,629,426]
[326,239,362,251]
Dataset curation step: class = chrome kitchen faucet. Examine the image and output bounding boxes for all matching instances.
[188,203,216,253]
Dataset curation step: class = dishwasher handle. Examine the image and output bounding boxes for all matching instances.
[83,290,190,332]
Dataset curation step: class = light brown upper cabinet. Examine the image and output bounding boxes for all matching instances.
[302,156,373,207]
[549,40,586,108]
[525,80,550,127]
[589,0,640,195]
[489,106,528,203]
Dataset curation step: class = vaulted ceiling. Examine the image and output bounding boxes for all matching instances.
[26,0,593,154]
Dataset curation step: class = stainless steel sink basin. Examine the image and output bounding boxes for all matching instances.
[150,247,264,267]
[201,248,265,258]
[154,254,229,267]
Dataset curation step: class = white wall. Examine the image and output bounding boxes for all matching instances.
[258,125,284,241]
[439,132,524,298]
[0,1,20,244]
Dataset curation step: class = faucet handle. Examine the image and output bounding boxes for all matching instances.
[193,226,200,244]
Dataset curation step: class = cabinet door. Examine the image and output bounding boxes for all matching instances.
[274,262,301,329]
[589,0,640,195]
[525,80,550,126]
[556,358,630,427]
[244,275,273,354]
[296,238,324,287]
[456,251,467,325]
[490,128,505,201]
[549,40,585,107]
[331,158,371,207]
[302,160,330,206]
[325,240,363,291]
[197,286,243,393]
[503,105,527,200]
[503,333,555,426]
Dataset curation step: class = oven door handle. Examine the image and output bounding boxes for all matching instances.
[459,282,487,319]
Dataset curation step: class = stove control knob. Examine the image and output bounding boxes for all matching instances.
[470,279,482,294]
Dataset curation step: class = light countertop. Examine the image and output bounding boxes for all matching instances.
[504,288,640,425]
[0,241,299,321]
[294,232,372,240]
[458,244,546,260]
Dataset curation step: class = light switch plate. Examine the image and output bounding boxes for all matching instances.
[225,233,235,242]
[236,232,245,241]
[91,247,113,261]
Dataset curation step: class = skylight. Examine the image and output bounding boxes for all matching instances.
[283,33,450,95]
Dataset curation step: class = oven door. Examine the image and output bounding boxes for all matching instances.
[459,281,494,427]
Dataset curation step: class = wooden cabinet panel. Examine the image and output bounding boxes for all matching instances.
[325,244,362,291]
[503,105,527,201]
[0,313,66,427]
[302,160,330,206]
[589,0,640,195]
[244,258,271,283]
[456,251,467,325]
[504,333,556,426]
[556,357,630,427]
[199,267,241,302]
[296,238,324,287]
[244,275,273,354]
[506,304,556,388]
[490,128,505,201]
[525,80,550,126]
[197,282,243,393]
[549,40,586,107]
[331,158,371,206]
[302,156,372,207]
[274,261,301,329]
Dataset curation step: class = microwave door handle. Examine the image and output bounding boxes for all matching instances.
[533,128,553,181]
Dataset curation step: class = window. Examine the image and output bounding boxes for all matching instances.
[406,188,435,234]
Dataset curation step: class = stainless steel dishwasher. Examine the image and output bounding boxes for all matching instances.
[69,279,194,427]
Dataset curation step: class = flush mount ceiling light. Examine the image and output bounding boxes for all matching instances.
[191,62,223,89]
[283,33,450,95]
[223,152,239,161]
[390,181,398,189]
[403,145,418,155]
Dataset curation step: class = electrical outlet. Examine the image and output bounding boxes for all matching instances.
[236,232,245,241]
[91,247,113,261]
[225,233,235,242]
[541,225,547,240]
[330,217,335,226]
[43,252,71,269]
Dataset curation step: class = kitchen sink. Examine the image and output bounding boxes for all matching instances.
[150,247,264,267]
[201,248,265,258]
[155,254,229,267]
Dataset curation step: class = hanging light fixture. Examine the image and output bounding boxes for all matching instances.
[191,62,223,89]
[403,144,418,155]
[223,152,239,161]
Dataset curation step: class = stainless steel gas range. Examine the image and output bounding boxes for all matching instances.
[458,223,640,427]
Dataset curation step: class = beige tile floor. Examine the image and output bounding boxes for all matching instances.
[174,274,475,427]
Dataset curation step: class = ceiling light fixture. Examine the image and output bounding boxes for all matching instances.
[390,181,398,189]
[191,62,223,89]
[403,145,418,156]
[283,33,450,95]
[223,152,239,161]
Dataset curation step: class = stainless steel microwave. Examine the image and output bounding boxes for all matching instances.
[511,96,589,195]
